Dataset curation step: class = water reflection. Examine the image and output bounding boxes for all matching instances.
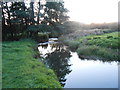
[41,44,48,49]
[38,40,118,88]
[64,52,118,88]
[38,43,72,86]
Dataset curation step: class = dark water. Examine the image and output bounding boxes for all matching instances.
[38,39,118,88]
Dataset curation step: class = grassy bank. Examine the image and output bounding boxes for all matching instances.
[2,39,61,88]
[0,42,2,89]
[63,31,120,61]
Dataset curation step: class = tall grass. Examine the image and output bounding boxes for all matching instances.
[67,41,80,52]
[77,45,119,61]
[63,31,120,61]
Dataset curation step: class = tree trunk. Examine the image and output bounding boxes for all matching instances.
[37,0,41,24]
[6,2,13,38]
[30,1,34,25]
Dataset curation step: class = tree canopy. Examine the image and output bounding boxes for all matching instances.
[2,0,69,41]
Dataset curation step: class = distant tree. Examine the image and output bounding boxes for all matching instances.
[45,2,69,24]
[43,1,69,34]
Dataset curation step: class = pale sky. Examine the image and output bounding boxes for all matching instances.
[64,0,119,24]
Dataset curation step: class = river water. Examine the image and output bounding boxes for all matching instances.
[38,38,118,88]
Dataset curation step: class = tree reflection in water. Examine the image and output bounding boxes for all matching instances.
[40,43,72,87]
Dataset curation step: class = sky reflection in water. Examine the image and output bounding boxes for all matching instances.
[64,52,118,88]
[38,42,118,88]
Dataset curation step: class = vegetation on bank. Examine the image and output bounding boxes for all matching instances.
[63,31,120,61]
[2,1,69,41]
[2,1,69,88]
[2,39,61,88]
[0,43,2,89]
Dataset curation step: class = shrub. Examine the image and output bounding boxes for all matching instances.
[36,33,48,42]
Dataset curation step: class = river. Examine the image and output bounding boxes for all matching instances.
[38,38,118,88]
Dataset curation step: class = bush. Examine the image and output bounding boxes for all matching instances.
[36,33,48,42]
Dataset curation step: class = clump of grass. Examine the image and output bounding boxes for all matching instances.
[2,39,61,88]
[93,37,101,39]
[86,38,92,40]
[106,36,113,39]
[79,32,120,49]
[68,41,80,52]
[60,40,80,52]
[77,45,119,61]
[77,45,99,56]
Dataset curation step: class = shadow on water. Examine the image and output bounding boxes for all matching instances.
[38,42,72,87]
[78,55,119,63]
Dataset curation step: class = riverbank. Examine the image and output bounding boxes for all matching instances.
[60,31,120,61]
[2,39,61,88]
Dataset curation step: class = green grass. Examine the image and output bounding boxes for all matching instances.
[77,45,119,61]
[78,32,120,49]
[2,39,61,88]
[0,42,2,89]
[64,31,120,61]
[67,41,80,52]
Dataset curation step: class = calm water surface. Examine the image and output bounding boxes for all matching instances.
[38,39,118,88]
[64,52,118,88]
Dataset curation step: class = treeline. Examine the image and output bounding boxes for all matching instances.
[86,22,118,30]
[61,21,118,34]
[2,0,69,41]
[63,21,118,30]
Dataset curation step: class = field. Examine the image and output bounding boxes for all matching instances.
[2,39,61,88]
[61,31,120,61]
